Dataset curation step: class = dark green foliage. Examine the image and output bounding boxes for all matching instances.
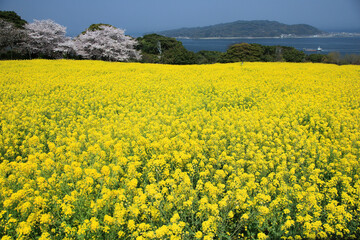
[158,20,323,38]
[0,11,27,28]
[139,52,160,63]
[195,50,223,64]
[81,23,114,34]
[281,47,306,62]
[306,54,326,63]
[137,34,182,55]
[161,45,197,65]
[219,43,264,63]
[136,34,197,64]
[261,46,277,62]
[219,43,306,63]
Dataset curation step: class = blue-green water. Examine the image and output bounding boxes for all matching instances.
[179,37,360,55]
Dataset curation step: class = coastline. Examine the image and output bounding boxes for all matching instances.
[178,36,360,55]
[175,33,360,40]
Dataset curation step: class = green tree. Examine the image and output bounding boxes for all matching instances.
[281,46,306,62]
[306,53,326,63]
[161,45,197,64]
[0,11,27,29]
[137,34,182,55]
[195,50,223,64]
[219,43,264,63]
[136,34,196,64]
[261,45,277,62]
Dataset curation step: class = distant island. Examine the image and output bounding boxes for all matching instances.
[157,20,324,39]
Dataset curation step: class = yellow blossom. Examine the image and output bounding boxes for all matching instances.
[195,231,203,239]
[257,232,268,240]
[90,217,100,232]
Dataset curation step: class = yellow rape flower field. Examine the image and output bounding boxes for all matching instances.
[0,59,360,240]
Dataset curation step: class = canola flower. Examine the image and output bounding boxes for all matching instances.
[0,59,359,239]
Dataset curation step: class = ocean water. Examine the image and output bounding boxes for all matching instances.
[179,37,360,55]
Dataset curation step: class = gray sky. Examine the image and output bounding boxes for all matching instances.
[1,0,360,36]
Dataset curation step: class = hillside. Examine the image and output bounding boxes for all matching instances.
[157,20,324,38]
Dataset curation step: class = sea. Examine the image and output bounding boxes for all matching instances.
[178,37,360,55]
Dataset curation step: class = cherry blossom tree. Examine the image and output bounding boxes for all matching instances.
[0,19,26,59]
[74,25,141,61]
[24,19,72,58]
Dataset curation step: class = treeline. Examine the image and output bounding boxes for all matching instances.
[1,11,359,65]
[137,36,360,65]
[217,43,360,65]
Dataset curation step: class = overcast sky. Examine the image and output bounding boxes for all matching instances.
[1,0,360,36]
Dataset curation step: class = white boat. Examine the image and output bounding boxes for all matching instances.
[303,46,323,52]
